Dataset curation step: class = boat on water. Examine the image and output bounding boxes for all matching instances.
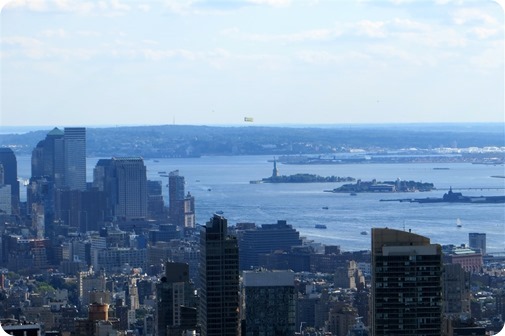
[315,224,327,229]
[215,211,224,215]
[350,193,357,196]
[158,171,167,174]
[382,188,505,204]
[456,218,462,228]
[322,206,329,210]
[360,231,368,235]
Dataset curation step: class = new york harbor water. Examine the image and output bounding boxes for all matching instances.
[16,155,505,254]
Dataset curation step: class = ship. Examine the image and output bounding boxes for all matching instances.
[315,224,327,229]
[382,187,505,204]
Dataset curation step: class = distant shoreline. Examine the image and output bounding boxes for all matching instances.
[1,121,505,134]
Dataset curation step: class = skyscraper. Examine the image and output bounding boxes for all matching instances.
[242,269,296,335]
[443,263,470,315]
[31,128,65,186]
[169,170,185,206]
[468,232,486,256]
[31,127,86,191]
[156,262,197,336]
[239,220,302,271]
[199,215,239,336]
[0,147,20,214]
[168,170,195,228]
[93,157,147,220]
[371,228,443,336]
[64,127,87,191]
[168,170,184,225]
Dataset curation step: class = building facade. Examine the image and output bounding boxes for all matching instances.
[168,170,196,228]
[156,262,197,336]
[94,157,147,220]
[468,233,486,256]
[64,127,87,191]
[242,269,296,336]
[239,220,302,271]
[198,215,239,336]
[0,147,20,214]
[371,228,443,336]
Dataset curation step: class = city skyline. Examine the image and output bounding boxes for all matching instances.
[1,0,504,126]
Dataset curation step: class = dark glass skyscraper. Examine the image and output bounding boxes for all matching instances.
[199,215,239,336]
[242,269,296,335]
[93,157,147,220]
[31,127,65,186]
[0,147,20,214]
[239,220,302,271]
[31,127,85,191]
[371,228,443,336]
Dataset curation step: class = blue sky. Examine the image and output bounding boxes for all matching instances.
[0,0,503,126]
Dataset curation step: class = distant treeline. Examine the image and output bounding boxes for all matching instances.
[1,123,504,157]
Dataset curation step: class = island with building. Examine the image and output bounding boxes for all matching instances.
[250,159,355,184]
[326,178,435,193]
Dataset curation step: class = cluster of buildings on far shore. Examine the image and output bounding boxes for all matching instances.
[0,127,504,336]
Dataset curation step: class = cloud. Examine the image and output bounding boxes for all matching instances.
[142,39,159,45]
[389,0,416,4]
[163,0,197,14]
[470,27,500,39]
[221,27,342,43]
[4,0,48,11]
[39,28,68,38]
[109,0,130,11]
[296,50,371,65]
[355,20,387,38]
[50,0,95,14]
[391,18,432,31]
[77,30,102,37]
[246,0,291,7]
[452,7,498,25]
[469,43,504,70]
[434,0,464,5]
[138,3,150,12]
[4,0,131,15]
[1,36,43,48]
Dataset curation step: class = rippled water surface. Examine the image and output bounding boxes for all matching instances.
[16,155,505,252]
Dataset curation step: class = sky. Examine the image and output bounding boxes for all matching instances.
[0,0,503,127]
